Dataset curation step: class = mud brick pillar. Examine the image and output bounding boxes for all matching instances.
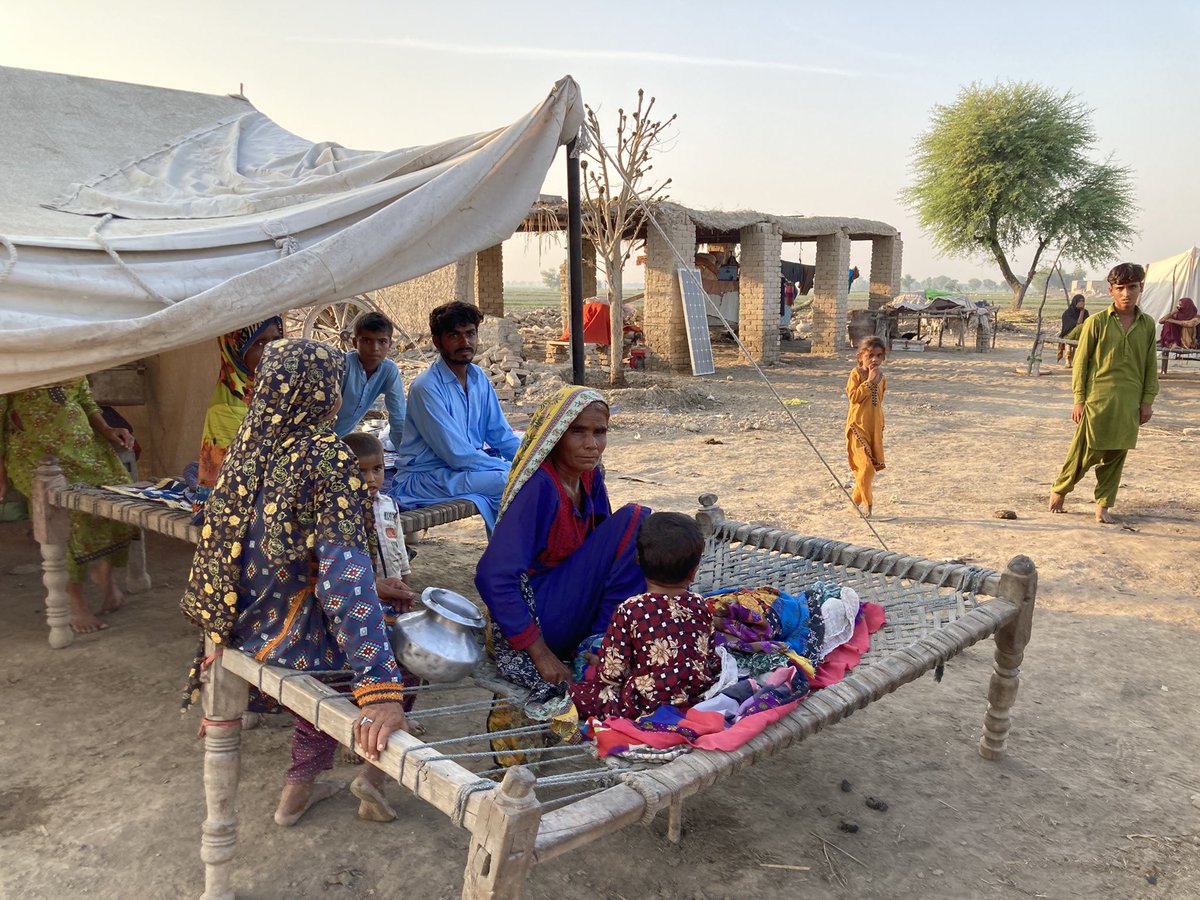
[476,244,505,318]
[643,206,696,373]
[868,235,903,310]
[813,229,852,353]
[738,223,783,364]
[559,240,598,326]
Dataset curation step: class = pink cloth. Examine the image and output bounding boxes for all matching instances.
[809,601,886,689]
[593,666,807,756]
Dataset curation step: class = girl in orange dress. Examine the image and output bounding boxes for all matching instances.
[845,337,887,517]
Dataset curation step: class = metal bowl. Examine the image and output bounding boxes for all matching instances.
[390,587,486,683]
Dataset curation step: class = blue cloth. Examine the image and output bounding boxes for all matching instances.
[333,351,407,450]
[771,589,810,658]
[475,465,648,657]
[389,357,520,530]
[232,538,402,694]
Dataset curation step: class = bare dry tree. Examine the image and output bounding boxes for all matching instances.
[580,90,675,385]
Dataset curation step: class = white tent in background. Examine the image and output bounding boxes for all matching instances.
[1141,246,1200,334]
[0,67,584,392]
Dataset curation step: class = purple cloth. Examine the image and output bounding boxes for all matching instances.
[1160,297,1197,347]
[287,717,337,784]
[476,471,648,657]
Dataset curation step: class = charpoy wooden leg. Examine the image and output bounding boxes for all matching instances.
[979,555,1037,761]
[124,530,152,593]
[462,767,541,900]
[200,641,249,900]
[667,797,683,844]
[31,457,73,649]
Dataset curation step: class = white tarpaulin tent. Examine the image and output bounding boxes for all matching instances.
[1141,246,1200,334]
[0,66,584,392]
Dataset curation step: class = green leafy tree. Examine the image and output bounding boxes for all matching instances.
[540,268,561,290]
[967,277,983,291]
[901,81,1136,309]
[901,274,919,291]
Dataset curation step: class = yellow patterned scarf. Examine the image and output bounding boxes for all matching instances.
[498,385,607,520]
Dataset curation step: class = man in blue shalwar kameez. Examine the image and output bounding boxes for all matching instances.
[390,302,520,530]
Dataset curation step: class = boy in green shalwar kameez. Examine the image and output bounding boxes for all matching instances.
[1049,262,1159,524]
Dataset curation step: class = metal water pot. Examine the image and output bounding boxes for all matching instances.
[390,587,486,683]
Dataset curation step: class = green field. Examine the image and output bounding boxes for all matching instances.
[507,285,1086,327]
[502,285,648,309]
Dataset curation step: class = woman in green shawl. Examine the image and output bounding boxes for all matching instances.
[0,378,137,632]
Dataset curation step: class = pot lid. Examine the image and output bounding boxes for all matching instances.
[422,587,486,629]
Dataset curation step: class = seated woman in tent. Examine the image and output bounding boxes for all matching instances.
[476,385,650,693]
[0,378,137,633]
[1158,297,1199,349]
[192,317,283,521]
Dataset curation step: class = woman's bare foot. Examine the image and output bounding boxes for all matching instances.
[351,770,397,822]
[67,584,108,634]
[93,562,126,614]
[274,780,344,826]
[1048,492,1066,513]
[1096,505,1118,524]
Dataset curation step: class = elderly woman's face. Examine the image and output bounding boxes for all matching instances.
[550,402,609,476]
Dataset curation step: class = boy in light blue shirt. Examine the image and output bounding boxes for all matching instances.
[333,311,407,450]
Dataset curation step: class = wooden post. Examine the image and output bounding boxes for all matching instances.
[31,457,73,649]
[666,797,683,843]
[694,493,724,539]
[115,447,152,594]
[199,640,249,900]
[125,532,152,594]
[979,555,1037,761]
[462,766,542,900]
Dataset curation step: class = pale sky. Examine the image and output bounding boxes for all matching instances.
[5,0,1198,286]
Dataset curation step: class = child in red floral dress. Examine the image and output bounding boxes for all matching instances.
[571,512,719,720]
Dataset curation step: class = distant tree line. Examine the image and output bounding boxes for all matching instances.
[899,265,1088,295]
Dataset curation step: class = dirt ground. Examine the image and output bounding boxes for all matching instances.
[1,331,1198,899]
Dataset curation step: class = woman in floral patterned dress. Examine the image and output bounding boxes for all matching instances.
[0,378,136,633]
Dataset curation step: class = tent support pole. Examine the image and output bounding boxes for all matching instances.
[566,138,586,386]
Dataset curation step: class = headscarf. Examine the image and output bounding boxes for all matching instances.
[1160,297,1198,347]
[181,338,368,650]
[217,317,285,402]
[1060,301,1087,337]
[497,385,607,519]
[196,316,284,498]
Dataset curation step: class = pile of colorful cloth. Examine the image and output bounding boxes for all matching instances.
[101,478,195,512]
[588,583,885,759]
[485,580,885,766]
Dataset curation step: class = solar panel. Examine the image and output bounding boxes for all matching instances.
[677,267,716,376]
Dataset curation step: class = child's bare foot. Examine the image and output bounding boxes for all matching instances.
[274,780,344,826]
[68,589,108,634]
[70,610,108,634]
[1096,505,1118,524]
[93,563,126,613]
[351,771,397,822]
[1048,492,1066,513]
[99,584,125,614]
